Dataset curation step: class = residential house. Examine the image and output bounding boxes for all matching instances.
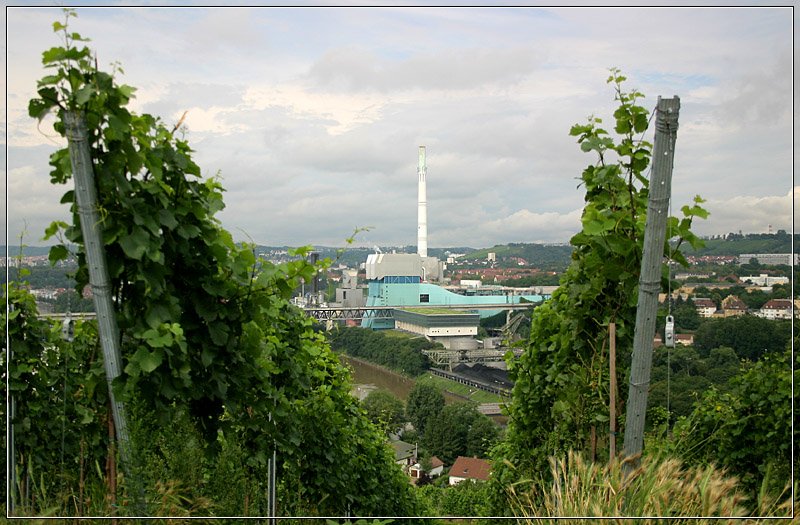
[449,456,492,485]
[391,440,417,470]
[428,456,445,477]
[739,253,798,266]
[409,455,445,481]
[720,295,748,317]
[408,463,424,480]
[693,298,718,318]
[756,299,792,320]
[675,334,694,346]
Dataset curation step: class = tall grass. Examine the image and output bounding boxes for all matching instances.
[509,450,794,524]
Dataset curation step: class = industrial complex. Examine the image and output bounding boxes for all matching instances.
[319,146,549,365]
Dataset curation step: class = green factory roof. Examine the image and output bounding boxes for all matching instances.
[393,308,480,328]
[401,307,473,315]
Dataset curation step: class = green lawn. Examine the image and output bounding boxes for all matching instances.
[416,372,507,404]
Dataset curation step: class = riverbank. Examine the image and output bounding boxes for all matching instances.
[340,354,502,404]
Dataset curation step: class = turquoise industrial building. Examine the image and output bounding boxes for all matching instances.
[356,146,549,336]
[360,251,546,330]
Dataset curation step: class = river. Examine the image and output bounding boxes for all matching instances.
[340,355,508,425]
[341,355,460,403]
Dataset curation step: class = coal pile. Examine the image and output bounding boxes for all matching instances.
[452,363,514,390]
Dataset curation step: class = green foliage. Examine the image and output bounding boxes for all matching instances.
[466,414,502,458]
[3,282,111,514]
[671,348,794,500]
[329,326,434,377]
[682,231,793,256]
[498,69,707,497]
[441,480,493,517]
[419,479,493,517]
[693,316,790,360]
[423,402,499,464]
[671,299,700,330]
[361,390,406,434]
[495,273,562,287]
[18,12,419,516]
[0,263,72,288]
[646,344,736,426]
[405,382,445,438]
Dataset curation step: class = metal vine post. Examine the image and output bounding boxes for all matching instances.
[622,96,680,470]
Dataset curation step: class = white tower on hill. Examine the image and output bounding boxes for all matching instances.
[417,146,427,258]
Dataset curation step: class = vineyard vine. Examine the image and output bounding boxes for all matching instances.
[17,10,418,516]
[491,69,708,507]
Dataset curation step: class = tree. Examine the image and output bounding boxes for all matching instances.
[423,402,499,464]
[672,300,700,330]
[362,390,406,434]
[329,326,434,377]
[466,415,501,458]
[672,348,794,500]
[496,69,707,500]
[424,403,477,464]
[705,346,740,385]
[693,316,790,360]
[406,382,445,438]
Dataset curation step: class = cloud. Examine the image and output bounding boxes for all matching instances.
[4,7,793,250]
[7,164,73,244]
[714,51,792,129]
[693,189,793,237]
[433,207,583,248]
[305,45,542,93]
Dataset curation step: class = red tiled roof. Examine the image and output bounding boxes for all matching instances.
[762,299,792,310]
[450,456,492,481]
[693,298,716,308]
[722,296,747,310]
[430,456,444,469]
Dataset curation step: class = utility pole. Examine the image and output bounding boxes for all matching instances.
[63,111,134,482]
[609,322,617,461]
[622,96,680,469]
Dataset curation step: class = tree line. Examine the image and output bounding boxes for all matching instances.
[328,326,436,377]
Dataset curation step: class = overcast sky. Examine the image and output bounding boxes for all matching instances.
[4,5,795,250]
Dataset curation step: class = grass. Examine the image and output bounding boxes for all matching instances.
[381,330,422,339]
[508,450,794,523]
[417,373,506,404]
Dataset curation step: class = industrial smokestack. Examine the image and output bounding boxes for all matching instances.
[417,146,427,258]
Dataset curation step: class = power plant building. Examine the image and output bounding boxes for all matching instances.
[361,145,546,330]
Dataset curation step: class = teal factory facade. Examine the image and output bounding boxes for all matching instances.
[362,277,546,330]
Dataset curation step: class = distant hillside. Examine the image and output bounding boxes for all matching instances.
[466,243,574,271]
[3,245,55,257]
[253,245,479,269]
[8,233,792,271]
[683,232,794,256]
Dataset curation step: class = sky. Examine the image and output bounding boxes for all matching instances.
[4,5,796,250]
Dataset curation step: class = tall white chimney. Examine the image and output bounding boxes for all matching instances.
[417,146,427,258]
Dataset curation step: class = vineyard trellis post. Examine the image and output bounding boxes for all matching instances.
[63,110,134,487]
[622,96,680,470]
